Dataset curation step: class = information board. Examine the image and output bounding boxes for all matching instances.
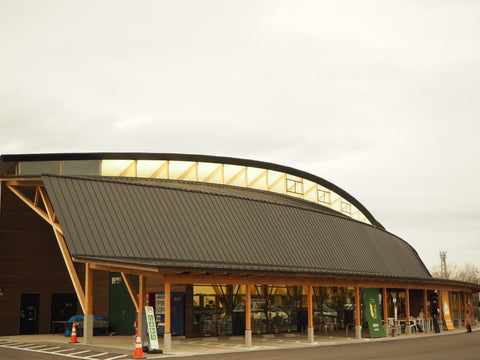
[145,306,161,351]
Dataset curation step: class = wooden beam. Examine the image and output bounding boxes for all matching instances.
[178,162,197,181]
[247,170,267,189]
[149,161,169,179]
[73,258,160,274]
[202,164,223,183]
[38,187,86,313]
[34,186,41,207]
[119,161,136,177]
[3,178,43,186]
[121,272,140,313]
[267,174,286,192]
[87,263,163,278]
[7,185,63,234]
[225,167,246,186]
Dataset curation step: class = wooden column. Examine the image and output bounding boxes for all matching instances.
[469,293,474,326]
[164,281,172,353]
[245,284,252,347]
[423,290,428,319]
[84,263,94,344]
[85,263,93,314]
[137,276,147,336]
[383,288,388,325]
[405,288,411,334]
[307,285,314,343]
[355,287,361,339]
[457,292,461,327]
[438,291,443,322]
[405,289,410,317]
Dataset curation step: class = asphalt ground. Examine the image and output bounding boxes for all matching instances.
[0,326,478,359]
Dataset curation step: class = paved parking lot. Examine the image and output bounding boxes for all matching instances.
[1,326,477,359]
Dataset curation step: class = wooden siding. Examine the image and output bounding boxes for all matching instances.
[0,185,109,335]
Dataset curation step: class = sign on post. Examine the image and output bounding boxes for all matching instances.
[145,306,161,351]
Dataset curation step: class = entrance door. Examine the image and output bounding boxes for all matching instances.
[20,293,40,334]
[51,294,77,333]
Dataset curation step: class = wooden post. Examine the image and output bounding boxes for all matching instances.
[457,292,461,327]
[438,291,443,322]
[164,281,171,353]
[405,288,410,317]
[137,276,147,337]
[307,285,314,343]
[84,263,94,344]
[423,290,428,320]
[245,284,252,347]
[355,287,361,339]
[405,288,411,334]
[383,288,388,325]
[469,293,474,327]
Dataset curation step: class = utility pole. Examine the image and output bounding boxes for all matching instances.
[440,251,447,278]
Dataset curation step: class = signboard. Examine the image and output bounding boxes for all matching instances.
[441,291,455,331]
[145,306,161,351]
[364,288,386,338]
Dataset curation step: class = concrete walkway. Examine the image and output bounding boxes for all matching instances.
[1,326,477,358]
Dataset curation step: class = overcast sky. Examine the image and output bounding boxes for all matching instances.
[1,0,479,271]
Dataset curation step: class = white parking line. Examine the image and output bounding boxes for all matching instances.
[40,346,62,351]
[64,350,91,356]
[0,341,128,360]
[25,344,50,349]
[9,343,34,348]
[85,352,108,358]
[103,355,128,360]
[52,348,79,353]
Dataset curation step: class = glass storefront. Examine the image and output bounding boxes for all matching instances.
[192,285,359,337]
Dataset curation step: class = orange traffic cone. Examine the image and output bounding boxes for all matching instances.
[133,332,145,359]
[70,322,79,343]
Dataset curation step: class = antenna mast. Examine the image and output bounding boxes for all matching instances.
[440,251,447,278]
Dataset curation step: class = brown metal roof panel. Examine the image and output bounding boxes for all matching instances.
[42,175,431,279]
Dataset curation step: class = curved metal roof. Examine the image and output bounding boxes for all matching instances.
[0,152,384,229]
[42,174,430,280]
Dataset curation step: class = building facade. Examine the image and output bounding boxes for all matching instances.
[0,153,478,349]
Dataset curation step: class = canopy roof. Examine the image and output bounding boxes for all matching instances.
[42,174,432,280]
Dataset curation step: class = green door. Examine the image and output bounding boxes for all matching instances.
[109,273,138,335]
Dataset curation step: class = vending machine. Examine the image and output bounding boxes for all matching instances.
[155,292,185,336]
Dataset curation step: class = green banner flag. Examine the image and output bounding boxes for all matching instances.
[363,288,386,338]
